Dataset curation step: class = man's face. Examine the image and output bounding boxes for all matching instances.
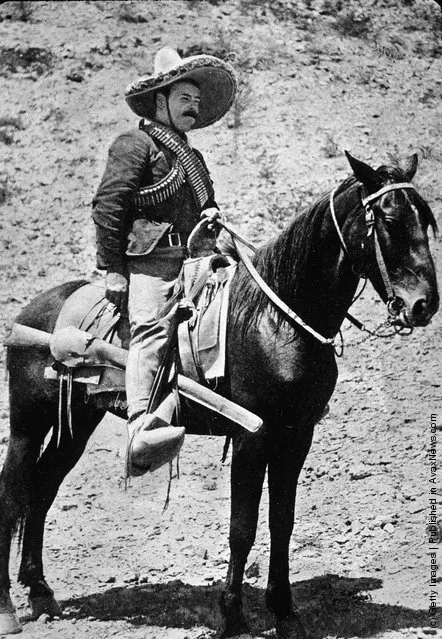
[159,81,201,132]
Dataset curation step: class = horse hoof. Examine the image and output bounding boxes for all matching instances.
[276,612,307,639]
[28,595,62,620]
[0,593,22,634]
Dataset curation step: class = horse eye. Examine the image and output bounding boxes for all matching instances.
[382,214,401,231]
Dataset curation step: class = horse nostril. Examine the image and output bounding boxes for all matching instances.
[412,298,429,323]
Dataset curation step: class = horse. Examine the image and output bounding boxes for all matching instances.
[0,152,439,638]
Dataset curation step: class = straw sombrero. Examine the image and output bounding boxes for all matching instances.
[125,47,237,129]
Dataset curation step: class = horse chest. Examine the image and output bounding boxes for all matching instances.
[229,318,336,411]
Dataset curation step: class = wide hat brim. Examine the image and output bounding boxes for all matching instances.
[125,55,237,129]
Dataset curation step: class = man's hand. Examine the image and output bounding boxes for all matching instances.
[105,272,128,310]
[200,207,222,231]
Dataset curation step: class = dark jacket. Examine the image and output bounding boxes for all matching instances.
[92,125,217,275]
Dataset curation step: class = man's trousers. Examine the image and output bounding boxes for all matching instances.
[125,246,186,424]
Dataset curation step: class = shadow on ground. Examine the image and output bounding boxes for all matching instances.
[59,573,441,637]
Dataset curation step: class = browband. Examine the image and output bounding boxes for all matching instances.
[361,182,415,207]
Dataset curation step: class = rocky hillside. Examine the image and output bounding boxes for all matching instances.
[0,0,441,333]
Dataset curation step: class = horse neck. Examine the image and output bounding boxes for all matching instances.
[260,184,361,338]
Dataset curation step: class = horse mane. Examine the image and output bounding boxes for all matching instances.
[230,161,438,333]
[230,176,360,331]
[412,190,438,235]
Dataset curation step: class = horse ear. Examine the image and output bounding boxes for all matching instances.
[344,150,379,191]
[403,153,418,181]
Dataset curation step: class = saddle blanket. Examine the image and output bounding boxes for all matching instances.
[50,256,237,397]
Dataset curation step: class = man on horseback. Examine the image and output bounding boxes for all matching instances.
[92,46,236,472]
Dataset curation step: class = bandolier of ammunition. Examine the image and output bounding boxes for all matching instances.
[134,156,186,209]
[136,119,213,210]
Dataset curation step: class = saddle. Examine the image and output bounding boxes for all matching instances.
[49,255,236,410]
[179,255,236,382]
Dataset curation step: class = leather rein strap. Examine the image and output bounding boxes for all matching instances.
[222,180,416,348]
[228,230,335,346]
[219,222,335,346]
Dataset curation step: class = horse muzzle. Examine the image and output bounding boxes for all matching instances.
[388,290,439,327]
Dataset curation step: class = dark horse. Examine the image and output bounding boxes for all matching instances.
[0,153,439,637]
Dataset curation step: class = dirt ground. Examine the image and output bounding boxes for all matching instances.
[0,1,441,637]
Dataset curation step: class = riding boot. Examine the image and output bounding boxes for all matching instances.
[128,393,185,476]
[126,301,188,476]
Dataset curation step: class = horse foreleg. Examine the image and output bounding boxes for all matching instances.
[220,431,267,638]
[0,523,18,636]
[266,431,313,639]
[17,406,104,619]
[0,431,42,635]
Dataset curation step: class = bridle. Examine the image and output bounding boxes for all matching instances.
[220,181,418,350]
[330,181,417,325]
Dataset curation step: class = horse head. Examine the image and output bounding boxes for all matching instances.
[344,151,439,328]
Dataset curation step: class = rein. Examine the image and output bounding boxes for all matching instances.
[221,225,335,346]
[220,180,416,350]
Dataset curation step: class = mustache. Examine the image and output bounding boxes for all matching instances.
[183,110,198,118]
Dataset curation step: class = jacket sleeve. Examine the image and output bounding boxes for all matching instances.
[92,129,153,274]
[192,147,219,211]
